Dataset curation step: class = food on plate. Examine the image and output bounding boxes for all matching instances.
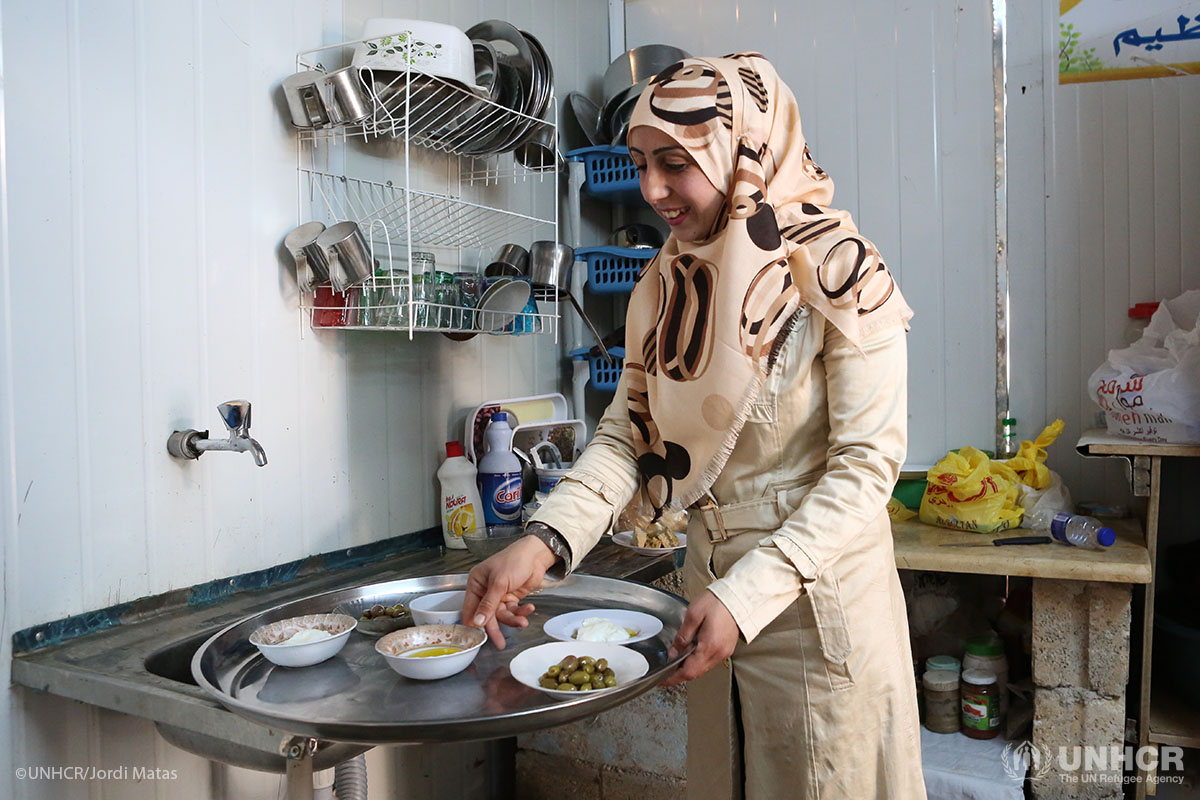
[538,654,618,691]
[361,602,408,621]
[573,617,636,642]
[402,646,463,658]
[632,515,681,549]
[282,628,334,646]
[620,501,687,548]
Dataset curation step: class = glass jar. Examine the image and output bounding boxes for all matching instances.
[926,654,961,674]
[963,635,1008,721]
[454,271,482,329]
[960,669,1000,739]
[923,669,961,734]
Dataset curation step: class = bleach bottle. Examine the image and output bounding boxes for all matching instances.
[477,412,522,524]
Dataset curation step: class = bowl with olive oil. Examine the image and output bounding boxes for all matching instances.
[376,624,486,680]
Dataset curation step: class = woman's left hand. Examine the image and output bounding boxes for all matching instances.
[663,590,739,686]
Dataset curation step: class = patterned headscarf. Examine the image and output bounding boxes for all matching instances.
[624,53,912,515]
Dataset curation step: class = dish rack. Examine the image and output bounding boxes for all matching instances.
[291,34,560,338]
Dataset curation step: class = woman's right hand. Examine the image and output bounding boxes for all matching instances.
[463,535,558,649]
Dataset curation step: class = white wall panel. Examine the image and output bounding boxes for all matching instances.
[625,0,998,467]
[0,1,611,798]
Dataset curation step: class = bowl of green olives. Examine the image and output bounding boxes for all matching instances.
[333,600,411,638]
[507,641,649,699]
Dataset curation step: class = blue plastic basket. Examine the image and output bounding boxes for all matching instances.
[571,346,626,392]
[566,145,643,203]
[577,246,657,295]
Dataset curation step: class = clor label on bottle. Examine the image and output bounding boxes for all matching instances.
[479,472,521,523]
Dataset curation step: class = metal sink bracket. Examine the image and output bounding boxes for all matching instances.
[167,400,268,467]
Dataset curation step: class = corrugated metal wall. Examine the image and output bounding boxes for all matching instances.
[625,0,1200,501]
[0,1,609,797]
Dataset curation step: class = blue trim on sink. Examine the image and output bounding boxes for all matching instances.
[12,526,444,654]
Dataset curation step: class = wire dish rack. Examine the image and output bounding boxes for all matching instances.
[290,32,560,338]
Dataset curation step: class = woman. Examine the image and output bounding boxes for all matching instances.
[464,53,925,799]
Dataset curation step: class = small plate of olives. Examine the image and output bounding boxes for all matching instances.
[508,641,648,699]
[334,600,412,637]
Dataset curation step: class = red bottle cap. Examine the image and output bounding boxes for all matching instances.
[445,441,464,458]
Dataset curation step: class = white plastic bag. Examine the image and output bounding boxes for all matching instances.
[1088,289,1200,444]
[1018,472,1073,530]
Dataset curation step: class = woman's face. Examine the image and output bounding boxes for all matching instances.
[628,126,725,244]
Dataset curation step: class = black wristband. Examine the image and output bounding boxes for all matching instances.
[524,522,572,580]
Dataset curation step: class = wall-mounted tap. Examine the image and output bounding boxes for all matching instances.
[167,400,268,467]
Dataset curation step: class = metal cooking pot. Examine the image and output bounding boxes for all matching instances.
[601,44,691,107]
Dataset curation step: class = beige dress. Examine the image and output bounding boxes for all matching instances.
[530,308,926,800]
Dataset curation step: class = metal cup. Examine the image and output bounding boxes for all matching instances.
[284,222,329,290]
[282,70,332,128]
[317,221,377,293]
[528,241,574,296]
[323,66,370,124]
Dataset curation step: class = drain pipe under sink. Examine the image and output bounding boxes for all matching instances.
[332,753,368,800]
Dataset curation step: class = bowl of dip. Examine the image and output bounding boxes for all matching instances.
[249,613,357,668]
[376,624,486,680]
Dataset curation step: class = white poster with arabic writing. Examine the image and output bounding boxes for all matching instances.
[1059,0,1200,83]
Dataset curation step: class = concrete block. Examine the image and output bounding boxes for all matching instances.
[1032,687,1124,799]
[1032,580,1130,697]
[600,764,686,799]
[516,749,601,800]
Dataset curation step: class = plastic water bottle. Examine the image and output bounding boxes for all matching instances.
[1049,512,1117,550]
[476,412,522,524]
[436,441,482,550]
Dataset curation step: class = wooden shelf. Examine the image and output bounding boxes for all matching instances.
[1076,429,1200,459]
[891,518,1151,584]
[1148,685,1200,748]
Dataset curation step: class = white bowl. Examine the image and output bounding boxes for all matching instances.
[508,641,649,699]
[376,624,486,680]
[351,18,478,91]
[409,590,466,626]
[542,609,664,645]
[249,613,357,668]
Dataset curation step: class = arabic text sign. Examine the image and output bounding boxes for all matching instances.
[1059,0,1200,83]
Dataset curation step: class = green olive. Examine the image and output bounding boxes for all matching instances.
[603,668,615,680]
[569,670,590,685]
[582,663,596,675]
[591,675,606,689]
[595,658,608,672]
[578,656,595,668]
[604,674,617,687]
[579,683,593,691]
[556,683,577,691]
[546,664,560,677]
[539,677,559,689]
[559,656,578,672]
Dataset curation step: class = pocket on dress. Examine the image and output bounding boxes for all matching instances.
[810,571,856,691]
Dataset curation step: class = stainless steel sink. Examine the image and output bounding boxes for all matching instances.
[142,629,369,772]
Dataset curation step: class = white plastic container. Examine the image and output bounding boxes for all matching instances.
[436,441,482,550]
[477,413,523,524]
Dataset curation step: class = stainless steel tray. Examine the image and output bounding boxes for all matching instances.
[191,573,689,744]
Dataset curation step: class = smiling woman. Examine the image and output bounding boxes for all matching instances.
[627,127,726,244]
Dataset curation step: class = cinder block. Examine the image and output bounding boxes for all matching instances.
[1032,687,1124,800]
[1032,580,1130,697]
[516,749,601,800]
[600,764,687,799]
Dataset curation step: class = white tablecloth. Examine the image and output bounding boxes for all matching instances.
[922,728,1025,800]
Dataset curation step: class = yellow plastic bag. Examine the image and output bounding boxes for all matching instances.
[919,446,1024,533]
[1004,419,1065,489]
[887,496,917,522]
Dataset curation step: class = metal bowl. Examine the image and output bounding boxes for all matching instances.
[601,44,690,106]
[528,241,574,294]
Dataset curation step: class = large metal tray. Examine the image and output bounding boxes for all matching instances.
[191,573,689,744]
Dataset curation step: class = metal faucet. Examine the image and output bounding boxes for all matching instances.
[167,400,268,467]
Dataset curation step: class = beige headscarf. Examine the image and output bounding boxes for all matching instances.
[624,53,912,515]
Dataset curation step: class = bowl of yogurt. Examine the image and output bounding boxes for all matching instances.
[249,613,357,668]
